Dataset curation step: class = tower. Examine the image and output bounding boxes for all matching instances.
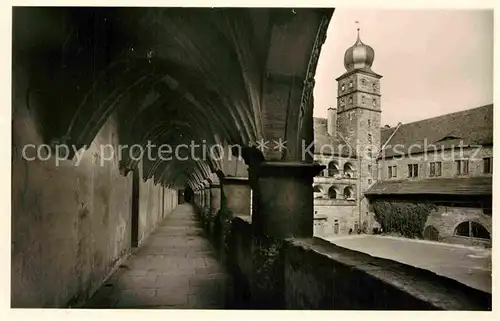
[336,24,382,232]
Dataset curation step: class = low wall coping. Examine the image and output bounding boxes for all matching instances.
[287,237,491,310]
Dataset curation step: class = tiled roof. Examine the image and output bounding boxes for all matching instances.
[365,177,492,196]
[313,117,356,157]
[379,104,493,158]
[314,104,493,158]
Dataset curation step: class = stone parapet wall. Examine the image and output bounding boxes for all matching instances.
[226,216,491,310]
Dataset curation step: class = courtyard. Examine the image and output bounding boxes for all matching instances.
[323,235,492,293]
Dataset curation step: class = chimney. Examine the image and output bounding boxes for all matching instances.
[327,107,337,136]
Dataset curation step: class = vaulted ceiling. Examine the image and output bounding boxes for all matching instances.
[12,7,334,189]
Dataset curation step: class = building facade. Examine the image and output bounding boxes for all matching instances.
[313,29,493,247]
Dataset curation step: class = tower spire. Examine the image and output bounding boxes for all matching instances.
[355,20,360,40]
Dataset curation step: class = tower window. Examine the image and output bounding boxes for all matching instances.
[349,96,353,104]
[372,83,377,90]
[361,96,366,104]
[361,79,366,86]
[368,133,372,143]
[349,81,353,88]
[372,98,377,107]
[341,84,345,91]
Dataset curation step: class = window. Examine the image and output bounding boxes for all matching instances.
[317,169,324,177]
[429,161,442,177]
[343,162,354,178]
[388,165,397,178]
[372,83,377,90]
[368,119,371,127]
[348,96,353,104]
[483,157,492,173]
[368,133,372,143]
[408,164,419,178]
[349,81,353,88]
[328,161,339,177]
[361,96,366,104]
[328,186,337,199]
[344,186,354,200]
[454,221,490,240]
[367,164,372,173]
[372,98,377,107]
[341,84,345,91]
[313,185,322,193]
[334,220,339,234]
[367,148,372,158]
[361,79,366,86]
[455,160,469,175]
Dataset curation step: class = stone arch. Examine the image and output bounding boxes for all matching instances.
[328,186,338,199]
[454,221,490,239]
[343,186,355,200]
[423,225,440,241]
[343,162,354,178]
[328,161,339,177]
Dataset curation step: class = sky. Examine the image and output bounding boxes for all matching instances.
[313,9,494,127]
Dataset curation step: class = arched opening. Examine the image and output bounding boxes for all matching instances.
[313,185,323,199]
[328,161,339,177]
[423,225,440,241]
[343,186,355,200]
[454,221,490,239]
[314,161,325,177]
[343,162,354,178]
[328,186,337,199]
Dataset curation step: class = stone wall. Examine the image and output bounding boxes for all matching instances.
[378,146,493,181]
[11,95,178,307]
[227,217,491,310]
[425,206,492,247]
[313,203,357,236]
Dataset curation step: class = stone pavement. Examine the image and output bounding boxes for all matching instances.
[84,204,232,309]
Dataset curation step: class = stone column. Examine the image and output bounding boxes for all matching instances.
[220,176,251,216]
[250,161,324,238]
[203,181,211,223]
[210,183,221,218]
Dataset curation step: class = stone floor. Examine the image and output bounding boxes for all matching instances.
[84,204,232,309]
[323,234,492,293]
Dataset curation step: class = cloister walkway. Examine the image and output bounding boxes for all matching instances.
[84,204,232,309]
